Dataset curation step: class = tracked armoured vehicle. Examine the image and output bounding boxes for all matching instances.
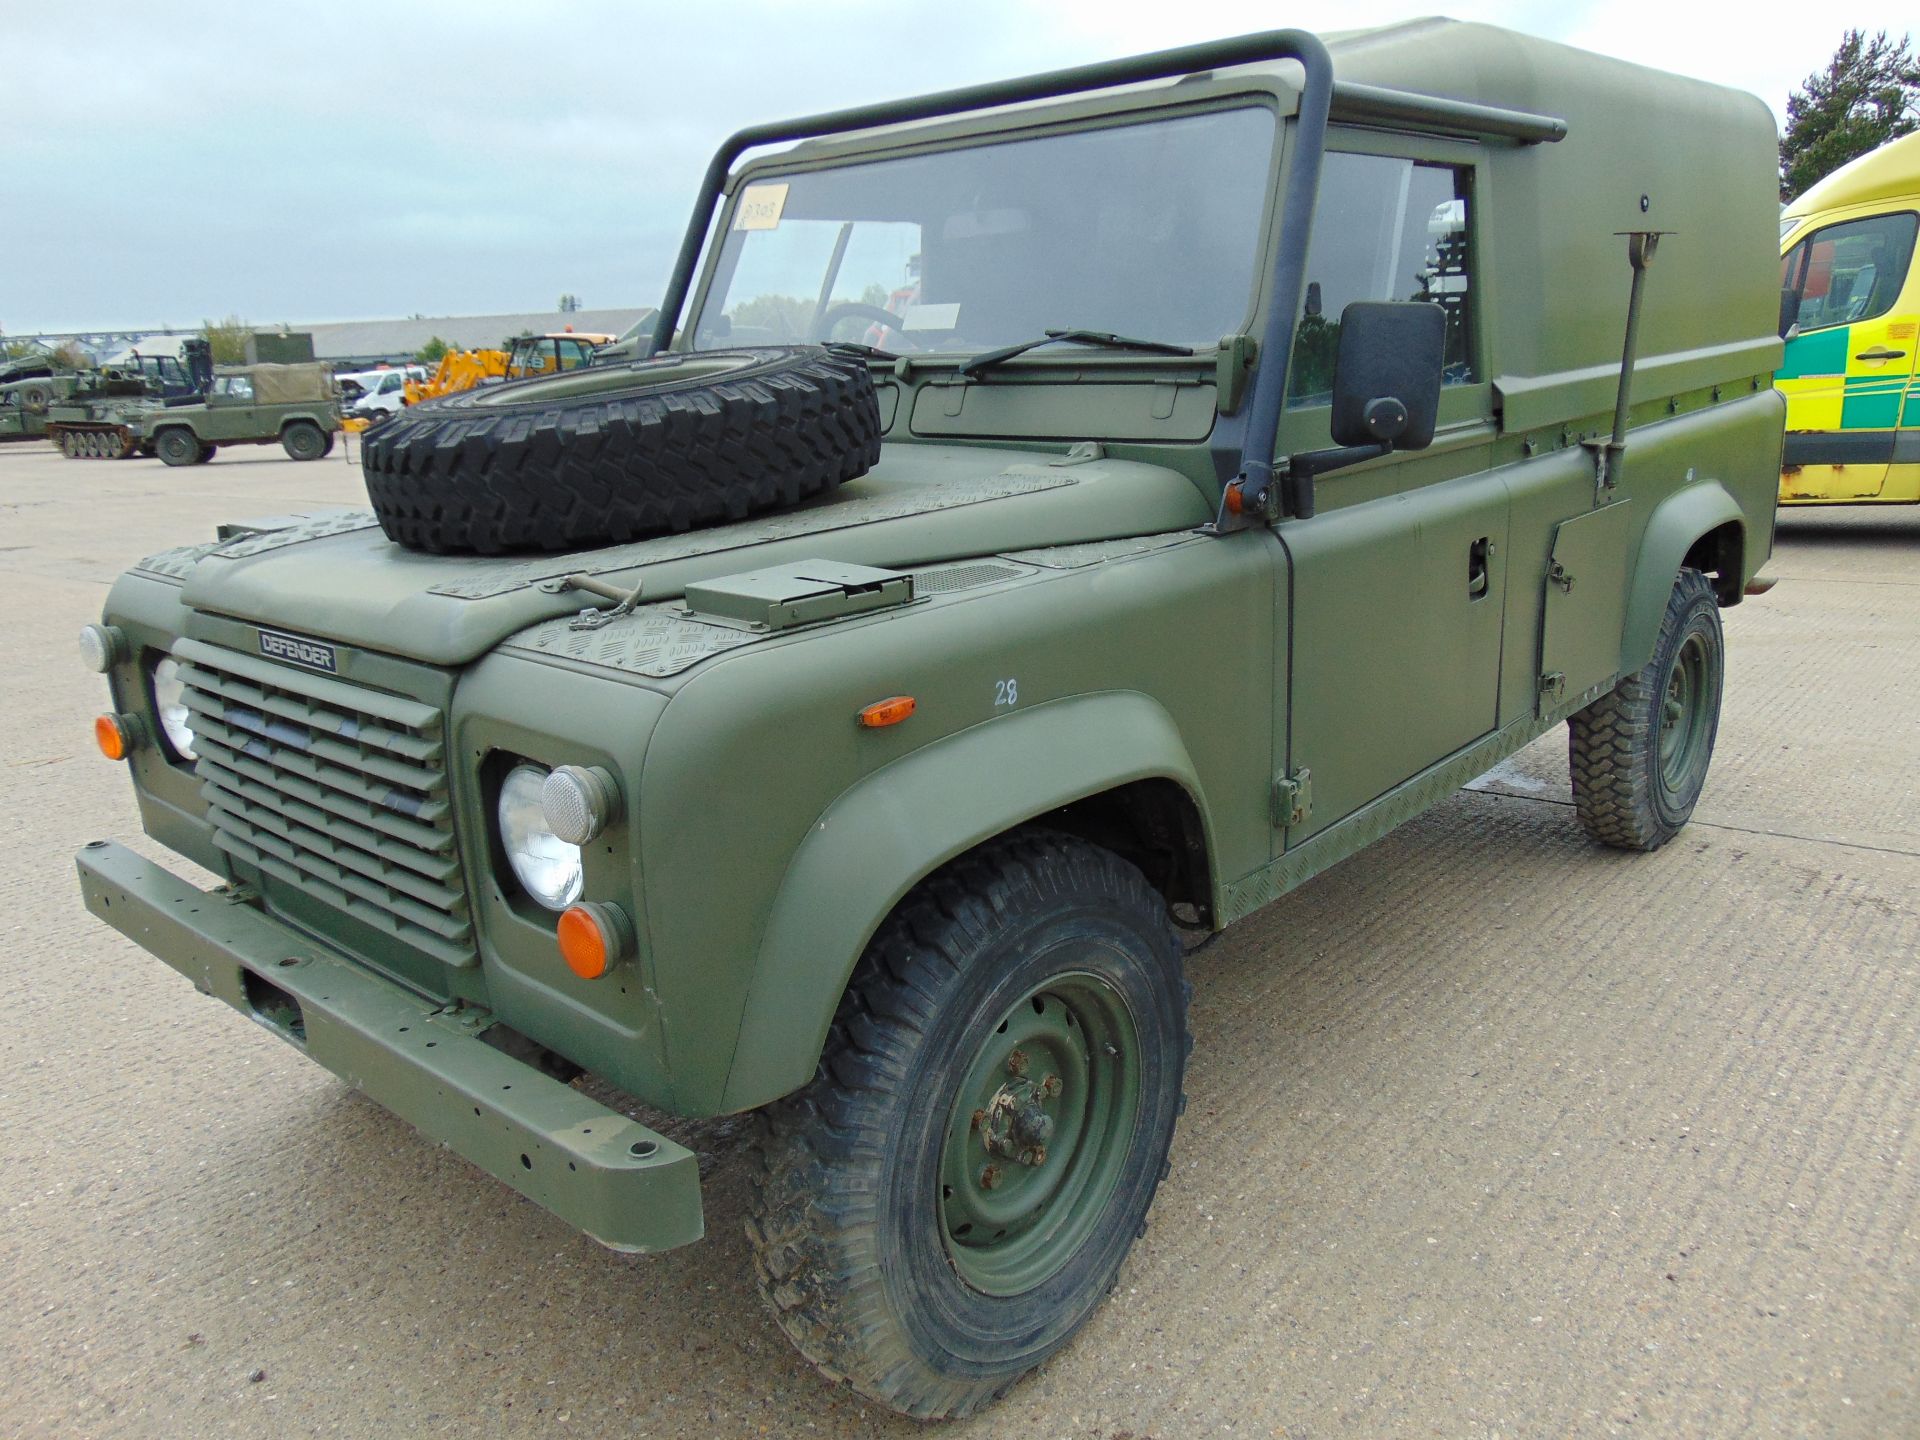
[47,339,215,459]
[76,21,1783,1419]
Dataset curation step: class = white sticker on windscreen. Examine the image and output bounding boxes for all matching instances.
[734,183,789,231]
[902,302,962,331]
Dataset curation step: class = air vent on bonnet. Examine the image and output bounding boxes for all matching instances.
[913,561,1028,594]
[683,561,914,632]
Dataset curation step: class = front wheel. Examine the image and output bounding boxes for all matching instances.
[747,832,1187,1419]
[1569,567,1724,850]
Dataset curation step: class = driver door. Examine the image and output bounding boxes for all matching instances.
[1271,143,1506,845]
[207,375,255,438]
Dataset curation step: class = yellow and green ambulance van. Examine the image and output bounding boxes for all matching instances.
[1777,130,1920,504]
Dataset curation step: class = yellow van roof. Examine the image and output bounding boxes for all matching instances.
[1785,129,1920,219]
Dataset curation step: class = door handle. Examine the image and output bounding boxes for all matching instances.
[1467,536,1490,599]
[1854,347,1907,361]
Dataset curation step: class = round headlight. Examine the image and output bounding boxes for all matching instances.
[150,656,197,761]
[498,763,584,911]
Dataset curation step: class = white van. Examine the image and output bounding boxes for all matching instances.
[338,366,424,418]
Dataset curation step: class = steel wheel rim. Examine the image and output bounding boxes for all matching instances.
[1658,631,1711,793]
[937,969,1141,1297]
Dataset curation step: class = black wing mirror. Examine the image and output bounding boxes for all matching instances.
[1282,301,1447,519]
[1329,301,1445,448]
[1778,286,1800,340]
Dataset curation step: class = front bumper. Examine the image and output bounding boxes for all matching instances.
[76,840,703,1254]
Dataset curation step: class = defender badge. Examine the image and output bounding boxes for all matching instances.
[257,629,337,673]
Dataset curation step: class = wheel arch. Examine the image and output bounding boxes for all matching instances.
[716,691,1215,1113]
[1621,482,1746,676]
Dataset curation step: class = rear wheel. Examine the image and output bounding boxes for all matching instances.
[1569,567,1723,850]
[747,832,1188,1419]
[154,428,200,467]
[281,420,326,461]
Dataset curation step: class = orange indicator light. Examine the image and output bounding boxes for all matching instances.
[94,714,133,761]
[558,903,627,980]
[857,695,917,729]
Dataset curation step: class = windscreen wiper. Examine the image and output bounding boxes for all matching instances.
[822,340,899,363]
[960,328,1194,377]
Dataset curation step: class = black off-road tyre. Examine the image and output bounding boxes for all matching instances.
[1569,567,1723,851]
[281,420,327,461]
[194,445,217,465]
[360,346,882,555]
[154,428,200,467]
[746,831,1189,1420]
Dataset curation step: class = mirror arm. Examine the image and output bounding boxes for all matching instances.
[1278,441,1390,520]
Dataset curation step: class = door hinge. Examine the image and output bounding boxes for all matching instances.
[1271,767,1313,828]
[1538,670,1567,701]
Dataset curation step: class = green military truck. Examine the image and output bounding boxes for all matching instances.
[75,21,1783,1419]
[0,348,60,441]
[132,362,340,466]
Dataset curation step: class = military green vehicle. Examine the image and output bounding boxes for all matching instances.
[0,378,55,442]
[75,21,1784,1419]
[132,361,341,466]
[0,347,59,439]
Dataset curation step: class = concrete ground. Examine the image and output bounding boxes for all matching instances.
[1,439,1914,1439]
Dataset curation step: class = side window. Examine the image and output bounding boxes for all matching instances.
[1781,212,1918,331]
[229,376,254,401]
[1288,153,1474,406]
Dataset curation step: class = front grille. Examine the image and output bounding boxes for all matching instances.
[174,637,474,967]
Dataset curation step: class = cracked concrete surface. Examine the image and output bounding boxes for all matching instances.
[2,444,1914,1438]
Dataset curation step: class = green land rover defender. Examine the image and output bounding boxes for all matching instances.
[75,21,1785,1418]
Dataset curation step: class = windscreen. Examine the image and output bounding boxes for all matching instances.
[692,105,1277,354]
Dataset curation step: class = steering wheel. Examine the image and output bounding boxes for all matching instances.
[816,300,913,347]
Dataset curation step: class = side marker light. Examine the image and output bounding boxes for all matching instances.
[858,696,917,729]
[78,624,127,673]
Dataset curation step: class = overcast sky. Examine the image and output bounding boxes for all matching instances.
[6,1,1912,335]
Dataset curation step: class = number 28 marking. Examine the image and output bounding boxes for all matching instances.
[994,678,1019,707]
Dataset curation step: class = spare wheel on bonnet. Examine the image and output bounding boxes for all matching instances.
[359,345,883,554]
